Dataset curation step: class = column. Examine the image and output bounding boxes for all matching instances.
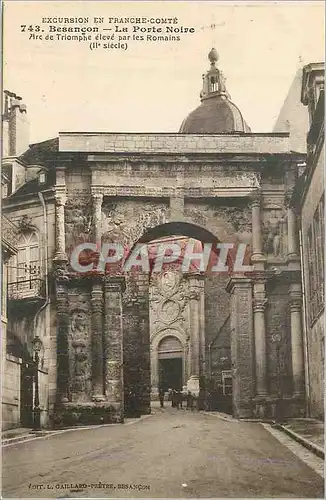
[287,206,299,259]
[104,276,125,421]
[55,278,70,403]
[198,277,206,374]
[138,295,151,414]
[92,192,103,247]
[186,274,201,396]
[290,283,305,397]
[54,192,67,262]
[91,279,105,401]
[251,190,264,261]
[226,277,254,418]
[150,345,158,393]
[253,295,268,397]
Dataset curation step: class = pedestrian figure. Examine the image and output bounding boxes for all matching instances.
[175,390,180,409]
[177,390,183,409]
[171,389,177,408]
[159,387,165,408]
[204,390,212,411]
[186,391,193,411]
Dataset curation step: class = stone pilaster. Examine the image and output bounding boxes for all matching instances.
[91,192,103,247]
[150,344,158,391]
[250,190,264,266]
[252,273,268,398]
[54,193,67,263]
[104,276,126,422]
[285,188,301,271]
[289,283,305,397]
[185,274,204,396]
[198,277,206,373]
[55,277,70,404]
[54,165,67,263]
[138,295,151,414]
[91,278,105,401]
[226,277,254,418]
[287,206,300,260]
[253,298,268,397]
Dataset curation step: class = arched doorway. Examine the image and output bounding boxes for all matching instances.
[123,221,233,411]
[158,336,183,392]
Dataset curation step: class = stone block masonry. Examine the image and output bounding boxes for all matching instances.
[59,132,291,155]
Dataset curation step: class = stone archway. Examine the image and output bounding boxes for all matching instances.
[123,223,220,407]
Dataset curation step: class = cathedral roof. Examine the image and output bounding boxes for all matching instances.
[179,49,251,134]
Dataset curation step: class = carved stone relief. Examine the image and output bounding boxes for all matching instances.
[67,292,92,401]
[184,203,252,242]
[150,271,189,342]
[65,197,93,250]
[101,200,168,247]
[262,211,288,257]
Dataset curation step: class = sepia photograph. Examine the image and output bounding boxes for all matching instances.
[1,1,325,498]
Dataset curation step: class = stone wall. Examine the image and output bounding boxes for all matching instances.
[266,281,292,396]
[2,354,21,430]
[205,275,231,384]
[122,271,151,414]
[301,147,324,419]
[60,132,290,155]
[307,314,324,419]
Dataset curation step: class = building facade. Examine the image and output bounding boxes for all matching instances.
[2,50,320,428]
[295,63,324,419]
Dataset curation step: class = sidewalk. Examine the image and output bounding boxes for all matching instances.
[275,418,324,459]
[2,427,57,445]
[2,413,154,446]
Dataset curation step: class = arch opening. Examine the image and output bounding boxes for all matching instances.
[157,336,183,393]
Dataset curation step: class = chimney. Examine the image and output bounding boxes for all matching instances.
[2,91,30,157]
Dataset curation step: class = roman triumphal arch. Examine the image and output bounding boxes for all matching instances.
[51,132,306,424]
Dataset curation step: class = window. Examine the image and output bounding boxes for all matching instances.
[15,233,40,283]
[210,76,217,92]
[39,172,46,184]
[221,370,232,396]
[306,195,325,324]
[2,182,8,198]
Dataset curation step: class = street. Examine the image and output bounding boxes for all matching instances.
[2,406,324,498]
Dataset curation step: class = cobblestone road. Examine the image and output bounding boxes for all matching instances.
[2,406,324,498]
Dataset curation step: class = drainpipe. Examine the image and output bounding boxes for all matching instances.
[208,343,212,379]
[299,227,310,417]
[32,192,50,346]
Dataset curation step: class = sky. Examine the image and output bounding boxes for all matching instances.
[3,1,325,144]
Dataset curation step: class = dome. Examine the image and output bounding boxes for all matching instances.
[179,96,251,133]
[179,49,251,134]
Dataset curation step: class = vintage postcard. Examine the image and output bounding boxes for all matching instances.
[1,1,324,499]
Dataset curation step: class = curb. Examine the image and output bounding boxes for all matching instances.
[201,411,279,425]
[241,418,278,424]
[3,412,154,446]
[274,424,324,459]
[2,431,58,446]
[200,411,238,423]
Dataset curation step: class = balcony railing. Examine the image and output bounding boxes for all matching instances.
[1,216,19,252]
[8,278,45,301]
